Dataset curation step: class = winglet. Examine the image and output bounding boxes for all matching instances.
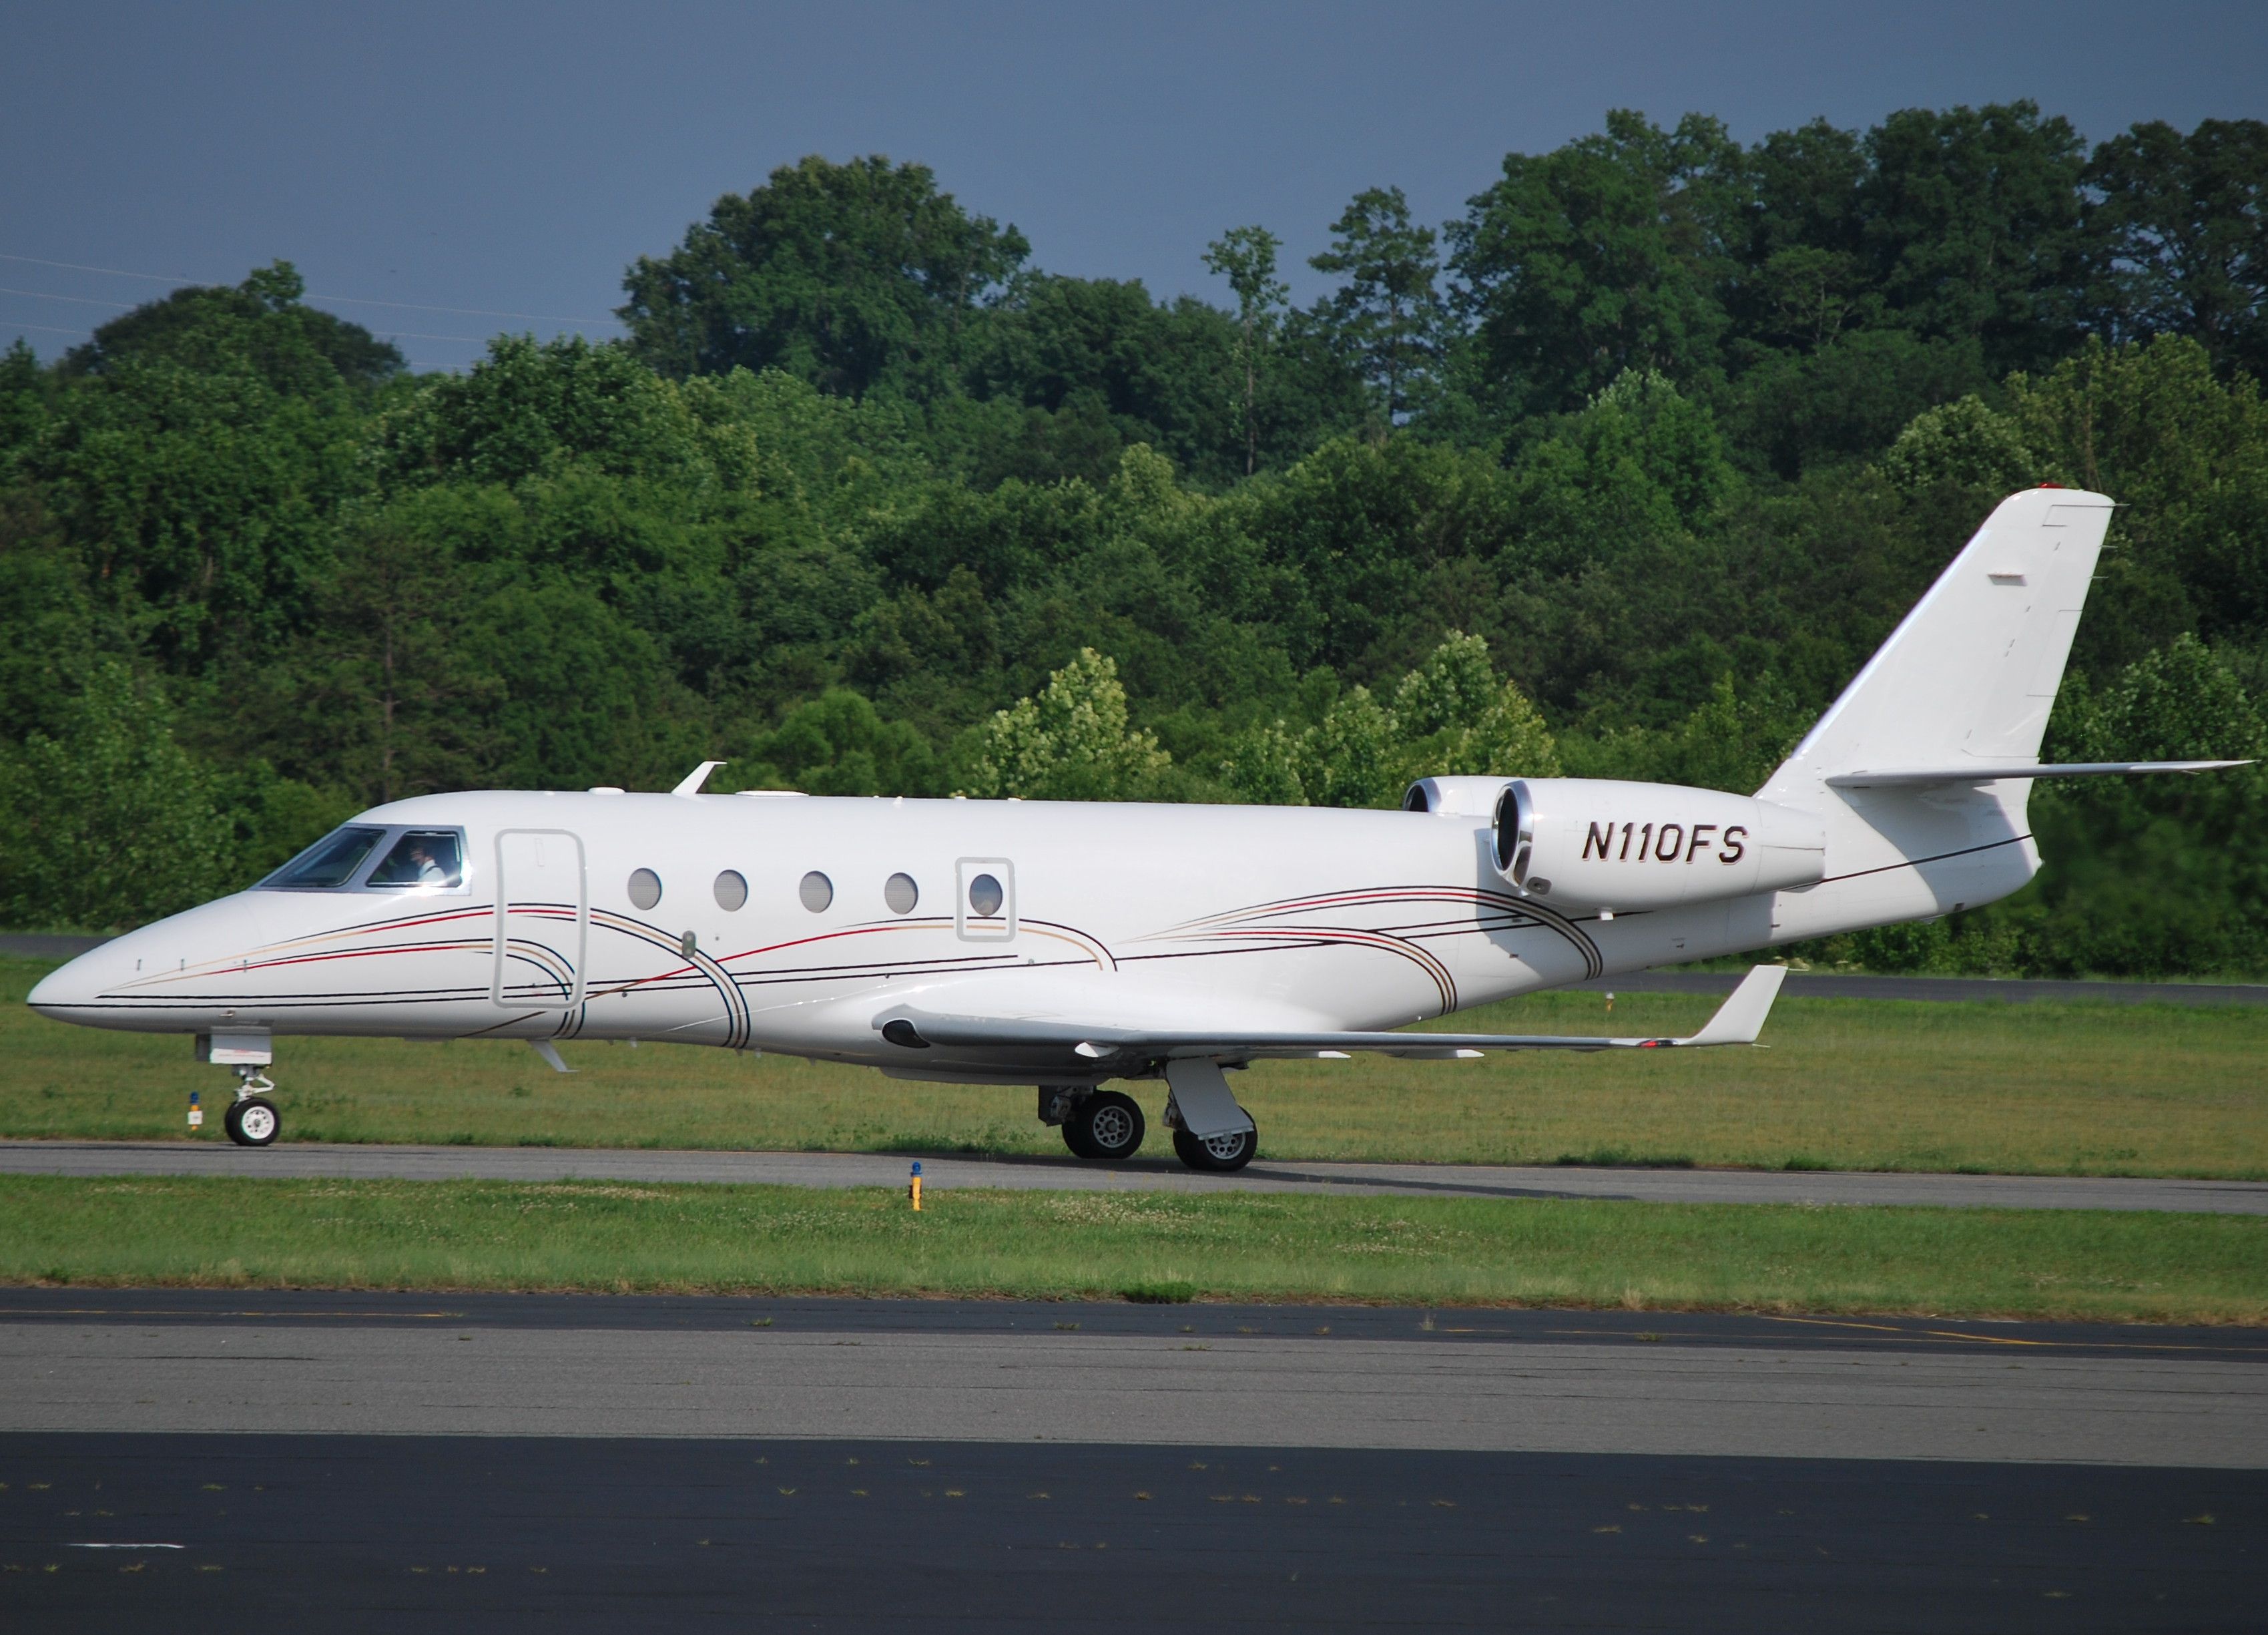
[671,760,726,797]
[1677,965,1789,1047]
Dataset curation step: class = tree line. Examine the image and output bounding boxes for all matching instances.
[1,103,2263,977]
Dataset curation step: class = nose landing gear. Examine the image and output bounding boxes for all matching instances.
[198,1034,283,1147]
[224,1066,281,1147]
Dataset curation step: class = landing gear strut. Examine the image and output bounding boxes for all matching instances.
[224,1066,280,1147]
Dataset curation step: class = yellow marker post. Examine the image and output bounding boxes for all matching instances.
[909,1160,922,1211]
[187,1090,203,1132]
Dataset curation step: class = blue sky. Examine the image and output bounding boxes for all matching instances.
[4,0,2263,369]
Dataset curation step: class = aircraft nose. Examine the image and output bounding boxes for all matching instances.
[27,943,117,1019]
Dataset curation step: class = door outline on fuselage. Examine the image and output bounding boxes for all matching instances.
[492,829,589,1010]
[955,857,1017,943]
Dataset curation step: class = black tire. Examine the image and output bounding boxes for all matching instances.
[224,1096,280,1148]
[1172,1120,1256,1174]
[1067,1090,1145,1162]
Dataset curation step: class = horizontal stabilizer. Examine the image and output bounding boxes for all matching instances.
[1826,759,2253,789]
[876,965,1789,1061]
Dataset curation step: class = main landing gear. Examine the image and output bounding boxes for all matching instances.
[1043,1088,1147,1162]
[1037,1084,1259,1173]
[1171,1125,1258,1173]
[224,1067,282,1147]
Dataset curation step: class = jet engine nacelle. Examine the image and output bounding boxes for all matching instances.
[1490,778,1825,914]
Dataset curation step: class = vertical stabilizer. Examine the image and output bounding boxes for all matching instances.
[1759,488,2113,802]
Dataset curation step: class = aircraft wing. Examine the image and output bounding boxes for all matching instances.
[878,963,1788,1062]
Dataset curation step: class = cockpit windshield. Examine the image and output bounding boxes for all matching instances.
[256,823,469,892]
[367,830,465,889]
[258,825,387,889]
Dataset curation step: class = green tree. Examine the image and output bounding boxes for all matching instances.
[1203,225,1289,475]
[619,156,1029,397]
[735,689,938,796]
[61,260,404,397]
[2004,336,2268,658]
[961,648,1169,800]
[1858,101,2093,375]
[1309,186,1444,427]
[0,338,49,458]
[1449,110,1748,415]
[1878,393,2050,493]
[261,518,506,805]
[1221,634,1561,807]
[2086,118,2268,379]
[374,334,720,489]
[1394,632,1562,778]
[958,276,1241,485]
[0,663,230,929]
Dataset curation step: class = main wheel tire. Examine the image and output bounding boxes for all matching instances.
[224,1096,280,1148]
[1172,1120,1256,1174]
[1060,1112,1099,1160]
[1069,1090,1145,1162]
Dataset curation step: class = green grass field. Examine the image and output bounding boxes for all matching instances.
[5,958,2261,1177]
[1,1174,2259,1323]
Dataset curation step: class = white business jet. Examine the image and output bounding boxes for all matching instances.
[27,488,2249,1166]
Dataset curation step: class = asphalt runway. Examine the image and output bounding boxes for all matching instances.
[4,1138,2262,1213]
[2,1293,2263,1632]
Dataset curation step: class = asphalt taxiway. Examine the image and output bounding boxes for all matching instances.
[2,1292,2262,1631]
[3,1138,2261,1212]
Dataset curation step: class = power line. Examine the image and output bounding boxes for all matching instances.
[316,293,624,326]
[0,285,135,309]
[0,252,627,327]
[1,318,93,336]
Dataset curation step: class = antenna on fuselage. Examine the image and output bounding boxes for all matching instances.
[671,760,726,797]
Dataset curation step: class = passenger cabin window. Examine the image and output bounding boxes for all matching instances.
[368,831,465,890]
[258,825,386,890]
[628,869,663,910]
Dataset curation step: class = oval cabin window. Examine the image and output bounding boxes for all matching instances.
[884,872,919,915]
[627,868,662,910]
[967,873,1004,917]
[714,870,747,911]
[798,871,833,913]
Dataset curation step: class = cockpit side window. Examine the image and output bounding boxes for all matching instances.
[368,830,466,890]
[258,825,388,890]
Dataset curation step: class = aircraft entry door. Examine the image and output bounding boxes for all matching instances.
[492,829,589,1009]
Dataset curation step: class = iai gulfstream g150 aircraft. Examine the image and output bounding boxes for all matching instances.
[27,488,2251,1167]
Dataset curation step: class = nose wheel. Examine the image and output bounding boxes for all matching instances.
[224,1067,281,1147]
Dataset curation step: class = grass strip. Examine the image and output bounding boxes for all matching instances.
[1,1175,2261,1325]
